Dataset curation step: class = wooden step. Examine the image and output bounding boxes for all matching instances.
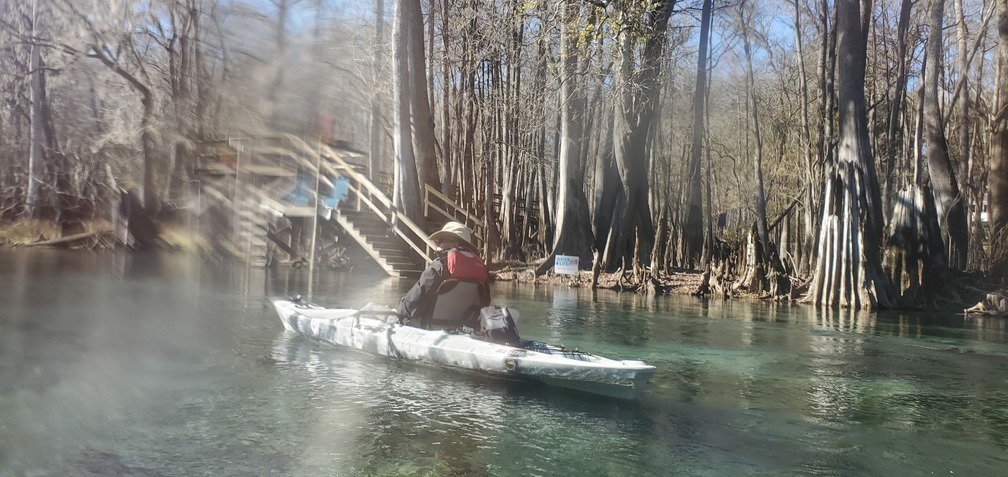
[366,237,409,249]
[352,225,392,238]
[343,216,389,228]
[382,260,424,272]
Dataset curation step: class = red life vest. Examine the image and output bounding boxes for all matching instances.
[446,249,488,282]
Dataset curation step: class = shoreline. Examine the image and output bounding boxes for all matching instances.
[2,222,1002,316]
[492,264,707,296]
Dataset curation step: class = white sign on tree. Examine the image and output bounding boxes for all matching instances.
[554,255,579,275]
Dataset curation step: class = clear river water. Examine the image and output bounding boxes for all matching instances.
[1,249,1007,476]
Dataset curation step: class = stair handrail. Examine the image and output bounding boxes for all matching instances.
[423,184,485,250]
[317,142,435,260]
[282,134,436,263]
[337,180,432,261]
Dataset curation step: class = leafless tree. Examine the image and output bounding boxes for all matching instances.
[807,0,892,309]
[536,0,593,274]
[991,0,1008,279]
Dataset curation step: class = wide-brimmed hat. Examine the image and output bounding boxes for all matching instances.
[428,221,473,247]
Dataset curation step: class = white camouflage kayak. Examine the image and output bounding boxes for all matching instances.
[272,299,656,400]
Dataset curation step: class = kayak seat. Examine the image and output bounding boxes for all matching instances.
[427,279,487,331]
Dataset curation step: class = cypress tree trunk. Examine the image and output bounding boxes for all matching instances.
[602,0,673,273]
[991,0,1008,281]
[807,0,892,309]
[922,0,969,271]
[536,0,593,275]
[793,0,818,277]
[883,185,946,306]
[405,0,439,196]
[681,0,712,270]
[26,22,43,218]
[733,0,772,294]
[369,0,385,183]
[392,0,421,221]
[882,0,913,216]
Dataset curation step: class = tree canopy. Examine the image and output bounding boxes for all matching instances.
[0,0,1004,309]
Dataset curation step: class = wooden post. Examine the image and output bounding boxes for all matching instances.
[233,138,241,246]
[308,138,322,274]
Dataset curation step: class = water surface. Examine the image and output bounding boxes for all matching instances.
[1,250,1006,476]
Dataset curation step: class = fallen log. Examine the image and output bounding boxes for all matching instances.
[964,292,1008,317]
[22,227,112,248]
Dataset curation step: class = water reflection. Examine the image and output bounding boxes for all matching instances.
[3,249,1008,476]
[271,331,665,476]
[264,264,402,307]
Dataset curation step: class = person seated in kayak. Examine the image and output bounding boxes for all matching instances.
[396,221,490,330]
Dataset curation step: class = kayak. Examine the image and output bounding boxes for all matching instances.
[272,299,656,400]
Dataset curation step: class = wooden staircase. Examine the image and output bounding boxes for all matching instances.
[193,177,276,266]
[333,209,424,277]
[282,135,440,278]
[192,134,486,277]
[234,192,271,267]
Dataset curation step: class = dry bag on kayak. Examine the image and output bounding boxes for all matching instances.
[478,306,521,346]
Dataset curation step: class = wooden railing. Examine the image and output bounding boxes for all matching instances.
[197,134,490,270]
[423,184,485,251]
[283,134,437,263]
